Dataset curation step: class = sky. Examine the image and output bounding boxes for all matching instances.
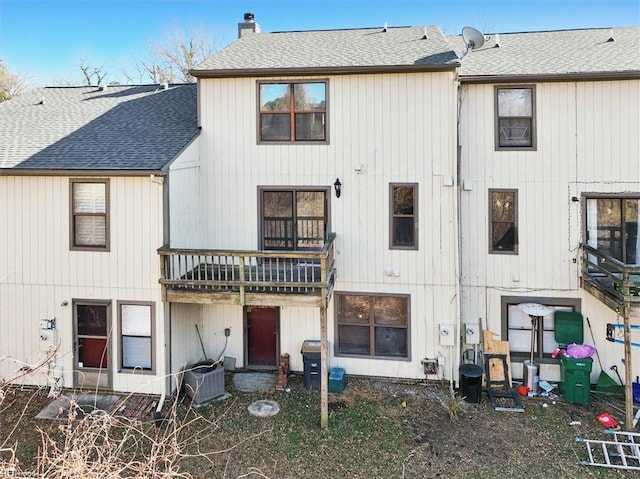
[1,0,639,86]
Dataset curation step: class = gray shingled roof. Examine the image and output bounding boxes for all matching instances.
[449,26,640,78]
[194,26,459,74]
[0,84,198,171]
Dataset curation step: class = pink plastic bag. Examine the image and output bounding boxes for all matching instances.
[566,343,596,359]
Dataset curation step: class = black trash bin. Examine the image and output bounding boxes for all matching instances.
[459,364,483,403]
[301,340,321,391]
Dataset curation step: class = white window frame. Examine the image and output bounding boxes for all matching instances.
[118,301,155,374]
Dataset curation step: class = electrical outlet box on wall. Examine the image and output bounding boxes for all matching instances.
[39,328,57,352]
[439,323,454,346]
[465,322,480,344]
[421,358,438,375]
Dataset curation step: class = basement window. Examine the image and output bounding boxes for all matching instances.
[501,296,581,363]
[335,292,410,359]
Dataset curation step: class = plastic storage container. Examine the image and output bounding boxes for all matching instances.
[553,311,584,348]
[301,340,321,391]
[559,356,592,405]
[554,311,592,405]
[633,378,640,403]
[329,367,346,393]
[459,364,483,403]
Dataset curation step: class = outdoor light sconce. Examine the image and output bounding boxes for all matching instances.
[334,178,342,198]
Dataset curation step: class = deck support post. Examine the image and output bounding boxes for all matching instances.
[320,303,329,429]
[623,303,633,430]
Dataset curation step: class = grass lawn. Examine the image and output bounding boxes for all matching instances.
[0,374,638,478]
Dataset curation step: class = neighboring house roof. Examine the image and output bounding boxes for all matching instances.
[449,26,640,81]
[193,26,459,77]
[0,84,198,172]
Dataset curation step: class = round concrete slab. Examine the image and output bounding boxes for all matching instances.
[247,399,280,417]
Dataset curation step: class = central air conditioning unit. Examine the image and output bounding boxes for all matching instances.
[183,361,225,404]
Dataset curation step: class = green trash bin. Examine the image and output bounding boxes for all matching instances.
[559,356,592,405]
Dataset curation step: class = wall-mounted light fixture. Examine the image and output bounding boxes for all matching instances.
[334,178,342,198]
[571,196,580,202]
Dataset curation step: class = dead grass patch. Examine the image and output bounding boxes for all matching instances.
[0,374,636,478]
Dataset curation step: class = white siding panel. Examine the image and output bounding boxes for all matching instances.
[280,307,321,372]
[169,140,201,248]
[0,175,167,394]
[459,79,640,379]
[179,71,459,381]
[196,72,457,256]
[169,303,202,374]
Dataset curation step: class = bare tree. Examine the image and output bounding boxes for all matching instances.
[79,63,108,86]
[0,60,27,102]
[135,60,162,84]
[137,27,216,84]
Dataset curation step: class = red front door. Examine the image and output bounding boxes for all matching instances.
[246,306,279,367]
[74,301,112,389]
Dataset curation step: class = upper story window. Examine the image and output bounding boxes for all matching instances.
[70,179,109,251]
[489,189,518,254]
[260,188,328,251]
[390,183,418,250]
[258,81,327,143]
[586,196,639,265]
[495,86,536,150]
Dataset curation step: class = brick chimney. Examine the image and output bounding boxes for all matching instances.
[238,12,261,38]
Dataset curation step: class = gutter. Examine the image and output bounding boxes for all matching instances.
[459,70,640,84]
[0,168,165,177]
[192,63,460,79]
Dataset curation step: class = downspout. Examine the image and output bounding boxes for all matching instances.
[155,390,166,427]
[152,172,171,426]
[453,74,463,388]
[162,175,173,414]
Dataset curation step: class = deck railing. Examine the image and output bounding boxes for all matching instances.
[581,244,640,308]
[158,233,336,301]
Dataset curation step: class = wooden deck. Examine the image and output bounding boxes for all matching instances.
[581,244,640,314]
[158,234,336,307]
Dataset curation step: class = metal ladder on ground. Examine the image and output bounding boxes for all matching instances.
[576,430,640,471]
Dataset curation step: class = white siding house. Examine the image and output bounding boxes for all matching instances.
[455,28,640,387]
[1,16,639,425]
[0,85,199,395]
[162,23,463,399]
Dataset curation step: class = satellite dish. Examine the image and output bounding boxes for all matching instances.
[462,26,485,51]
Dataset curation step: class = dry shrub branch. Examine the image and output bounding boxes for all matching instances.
[35,392,224,479]
[437,387,465,422]
[1,355,268,479]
